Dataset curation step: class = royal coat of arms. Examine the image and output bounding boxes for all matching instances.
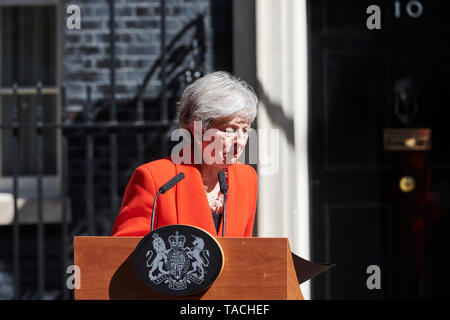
[145,231,211,290]
[133,224,224,296]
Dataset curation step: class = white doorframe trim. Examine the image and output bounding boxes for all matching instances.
[255,0,311,299]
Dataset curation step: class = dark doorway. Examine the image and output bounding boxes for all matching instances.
[210,0,233,72]
[308,0,450,299]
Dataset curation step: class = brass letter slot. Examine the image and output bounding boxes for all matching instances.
[383,128,431,151]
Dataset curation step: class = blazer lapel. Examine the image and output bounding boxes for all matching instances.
[175,163,218,235]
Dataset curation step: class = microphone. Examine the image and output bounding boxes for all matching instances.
[159,172,185,194]
[150,172,185,232]
[218,171,228,195]
[218,170,228,237]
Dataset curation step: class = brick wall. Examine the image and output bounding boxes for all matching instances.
[62,0,214,110]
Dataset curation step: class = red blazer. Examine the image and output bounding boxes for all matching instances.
[111,157,258,237]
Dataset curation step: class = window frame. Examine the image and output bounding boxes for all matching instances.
[0,0,62,198]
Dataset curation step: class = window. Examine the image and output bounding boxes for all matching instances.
[0,1,61,222]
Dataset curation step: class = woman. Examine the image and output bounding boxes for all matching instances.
[111,71,258,237]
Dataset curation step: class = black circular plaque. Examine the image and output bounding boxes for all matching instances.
[133,224,224,297]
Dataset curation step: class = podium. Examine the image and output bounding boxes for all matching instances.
[74,236,304,300]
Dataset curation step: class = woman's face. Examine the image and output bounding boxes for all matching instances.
[201,116,250,165]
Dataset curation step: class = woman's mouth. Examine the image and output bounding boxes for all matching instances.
[233,147,242,157]
[223,148,239,158]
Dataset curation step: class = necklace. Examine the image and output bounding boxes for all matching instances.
[205,184,223,214]
[204,171,227,214]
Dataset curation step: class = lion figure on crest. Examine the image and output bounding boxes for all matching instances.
[146,234,169,280]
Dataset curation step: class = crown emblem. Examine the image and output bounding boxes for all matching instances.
[168,231,186,248]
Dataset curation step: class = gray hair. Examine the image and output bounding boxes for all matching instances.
[177,71,258,128]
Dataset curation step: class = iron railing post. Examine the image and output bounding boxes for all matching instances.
[109,0,118,225]
[12,83,20,299]
[36,82,45,299]
[85,86,96,235]
[60,86,70,299]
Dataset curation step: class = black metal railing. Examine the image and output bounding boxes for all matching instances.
[0,84,173,299]
[0,0,205,300]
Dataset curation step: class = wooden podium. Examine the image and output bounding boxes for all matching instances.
[74,236,304,300]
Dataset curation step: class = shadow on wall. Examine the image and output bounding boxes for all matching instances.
[256,79,295,147]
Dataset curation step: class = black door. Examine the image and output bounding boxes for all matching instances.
[308,0,450,299]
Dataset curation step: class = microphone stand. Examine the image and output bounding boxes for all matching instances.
[218,170,228,237]
[150,172,185,232]
[150,190,162,232]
